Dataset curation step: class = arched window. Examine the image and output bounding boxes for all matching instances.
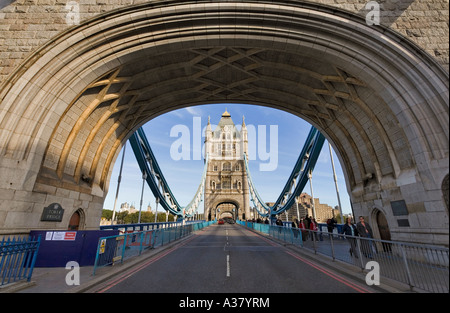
[223,162,231,171]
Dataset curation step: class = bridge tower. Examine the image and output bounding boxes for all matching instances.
[204,110,250,221]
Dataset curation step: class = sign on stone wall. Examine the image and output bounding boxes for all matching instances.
[390,200,409,216]
[41,203,64,222]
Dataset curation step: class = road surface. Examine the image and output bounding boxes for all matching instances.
[90,223,376,293]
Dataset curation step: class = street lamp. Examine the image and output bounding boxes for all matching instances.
[328,142,344,224]
[138,171,147,224]
[111,143,126,225]
[308,169,316,219]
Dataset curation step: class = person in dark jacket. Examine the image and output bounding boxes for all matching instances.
[291,217,299,239]
[327,217,337,236]
[342,217,359,258]
[275,215,283,234]
[356,216,374,258]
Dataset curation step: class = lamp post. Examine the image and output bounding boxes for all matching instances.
[328,142,344,224]
[154,197,159,223]
[111,143,126,225]
[138,171,147,224]
[308,169,316,219]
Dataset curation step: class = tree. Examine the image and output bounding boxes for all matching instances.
[116,211,128,224]
[102,209,178,224]
[102,209,113,220]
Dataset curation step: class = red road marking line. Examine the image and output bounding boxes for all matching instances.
[283,250,372,293]
[95,235,198,293]
[244,227,372,293]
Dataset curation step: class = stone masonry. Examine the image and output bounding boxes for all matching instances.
[0,0,447,85]
[0,1,448,246]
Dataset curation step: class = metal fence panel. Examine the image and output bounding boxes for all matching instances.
[0,235,41,286]
[238,221,449,293]
[93,221,214,275]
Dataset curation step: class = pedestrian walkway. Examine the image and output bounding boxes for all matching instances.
[0,234,191,293]
[245,226,414,293]
[240,222,448,293]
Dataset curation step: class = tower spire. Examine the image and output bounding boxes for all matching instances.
[222,108,231,117]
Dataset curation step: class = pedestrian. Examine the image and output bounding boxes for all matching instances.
[309,218,319,241]
[291,217,299,239]
[275,215,283,226]
[276,215,283,234]
[299,218,308,241]
[341,217,359,258]
[356,216,374,258]
[304,215,311,230]
[327,216,336,237]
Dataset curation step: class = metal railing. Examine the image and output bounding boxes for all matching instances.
[0,235,41,286]
[100,220,194,232]
[93,221,214,275]
[238,221,449,293]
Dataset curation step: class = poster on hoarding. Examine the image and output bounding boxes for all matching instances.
[45,231,77,241]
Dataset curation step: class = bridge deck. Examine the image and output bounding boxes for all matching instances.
[87,223,380,293]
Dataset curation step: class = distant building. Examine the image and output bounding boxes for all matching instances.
[265,193,339,223]
[119,202,137,213]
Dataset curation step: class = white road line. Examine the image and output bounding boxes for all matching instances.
[225,228,230,277]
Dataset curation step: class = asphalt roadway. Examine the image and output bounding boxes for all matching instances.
[85,223,381,294]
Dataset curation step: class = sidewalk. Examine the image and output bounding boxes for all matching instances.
[0,234,192,293]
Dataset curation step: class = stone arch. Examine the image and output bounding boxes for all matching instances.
[0,2,447,245]
[369,206,393,252]
[214,200,240,221]
[369,207,391,239]
[205,199,241,221]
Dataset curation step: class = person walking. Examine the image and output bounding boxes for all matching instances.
[309,218,319,241]
[342,217,359,258]
[276,215,283,235]
[327,216,337,238]
[356,216,374,258]
[275,215,283,226]
[299,218,308,241]
[291,217,299,239]
[304,216,311,230]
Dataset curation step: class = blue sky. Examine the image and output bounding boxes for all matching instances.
[103,104,353,216]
